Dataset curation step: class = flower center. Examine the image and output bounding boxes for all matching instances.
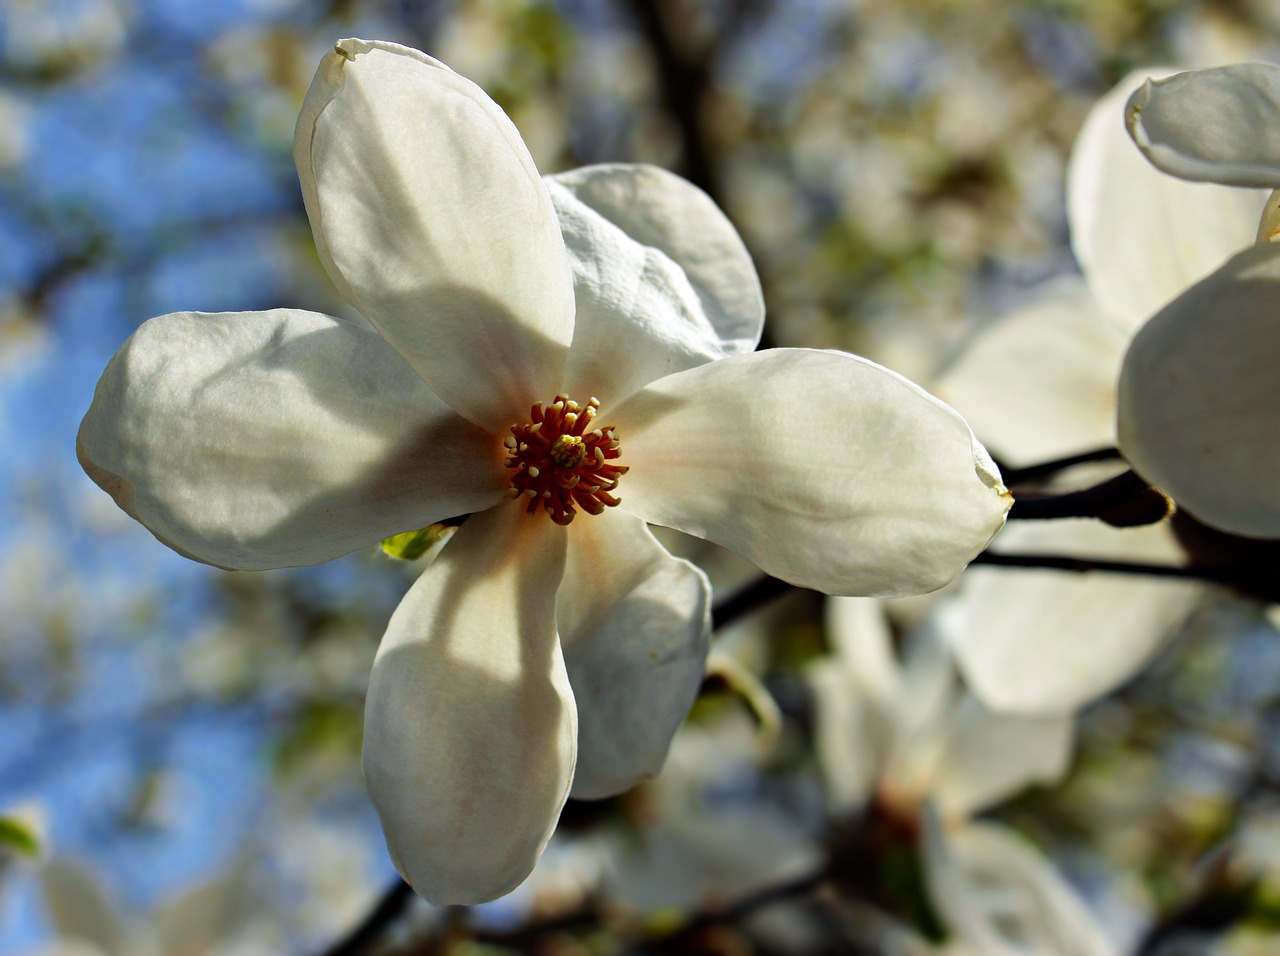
[503,395,628,526]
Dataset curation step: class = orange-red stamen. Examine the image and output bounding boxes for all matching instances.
[505,396,628,525]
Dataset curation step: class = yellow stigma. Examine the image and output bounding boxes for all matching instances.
[549,434,587,468]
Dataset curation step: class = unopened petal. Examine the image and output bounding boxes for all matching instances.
[558,508,710,799]
[363,505,575,905]
[614,349,1011,597]
[549,177,746,406]
[550,164,763,353]
[295,39,574,431]
[945,520,1202,714]
[1126,63,1280,188]
[77,310,503,571]
[1118,242,1280,536]
[936,281,1126,465]
[1071,69,1264,327]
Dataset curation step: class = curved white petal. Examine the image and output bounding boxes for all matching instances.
[549,179,744,406]
[295,38,574,432]
[614,349,1011,597]
[1119,243,1280,536]
[945,520,1202,715]
[1071,68,1264,328]
[550,164,763,353]
[1126,63,1280,188]
[936,281,1126,465]
[933,692,1073,821]
[76,310,503,571]
[923,815,1119,956]
[362,505,576,905]
[558,508,710,799]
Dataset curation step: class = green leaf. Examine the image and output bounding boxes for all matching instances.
[380,524,453,561]
[0,815,40,858]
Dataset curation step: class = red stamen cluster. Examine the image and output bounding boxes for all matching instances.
[504,396,628,526]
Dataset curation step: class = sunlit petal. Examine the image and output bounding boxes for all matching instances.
[551,164,763,353]
[295,38,574,431]
[1119,243,1280,536]
[558,508,711,799]
[1071,68,1263,327]
[936,280,1126,465]
[362,506,576,905]
[76,310,503,571]
[550,177,745,406]
[615,349,1010,596]
[1126,63,1280,187]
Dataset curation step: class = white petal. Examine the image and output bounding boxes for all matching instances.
[548,178,744,406]
[295,39,574,432]
[558,508,711,799]
[932,692,1073,821]
[550,164,763,353]
[935,280,1126,466]
[945,520,1203,715]
[1119,242,1280,536]
[826,596,902,712]
[923,815,1119,956]
[1126,63,1280,187]
[77,310,502,571]
[614,349,1011,597]
[41,860,131,956]
[1071,68,1265,327]
[810,598,900,812]
[362,505,576,905]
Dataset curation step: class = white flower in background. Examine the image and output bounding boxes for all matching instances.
[934,69,1263,714]
[77,39,1010,904]
[23,858,262,956]
[809,597,1117,955]
[1120,63,1280,537]
[606,707,822,915]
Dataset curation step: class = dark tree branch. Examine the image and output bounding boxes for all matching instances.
[1009,469,1172,527]
[319,878,415,956]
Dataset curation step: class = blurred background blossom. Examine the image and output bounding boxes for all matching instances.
[7,0,1280,952]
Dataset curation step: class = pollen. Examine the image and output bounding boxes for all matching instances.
[505,395,628,525]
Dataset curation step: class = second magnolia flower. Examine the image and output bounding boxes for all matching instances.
[77,38,1011,904]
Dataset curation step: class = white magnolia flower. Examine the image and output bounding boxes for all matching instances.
[27,858,258,956]
[1121,63,1280,537]
[76,38,1010,904]
[810,598,1116,955]
[935,70,1260,713]
[809,597,1073,825]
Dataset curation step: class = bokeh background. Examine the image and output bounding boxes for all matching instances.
[7,0,1280,953]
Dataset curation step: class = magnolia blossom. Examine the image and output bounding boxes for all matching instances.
[933,70,1256,713]
[26,859,259,956]
[808,598,1117,955]
[77,39,1009,904]
[1120,63,1280,537]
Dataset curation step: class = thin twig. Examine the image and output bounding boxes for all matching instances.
[971,551,1280,602]
[712,574,799,629]
[996,447,1123,486]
